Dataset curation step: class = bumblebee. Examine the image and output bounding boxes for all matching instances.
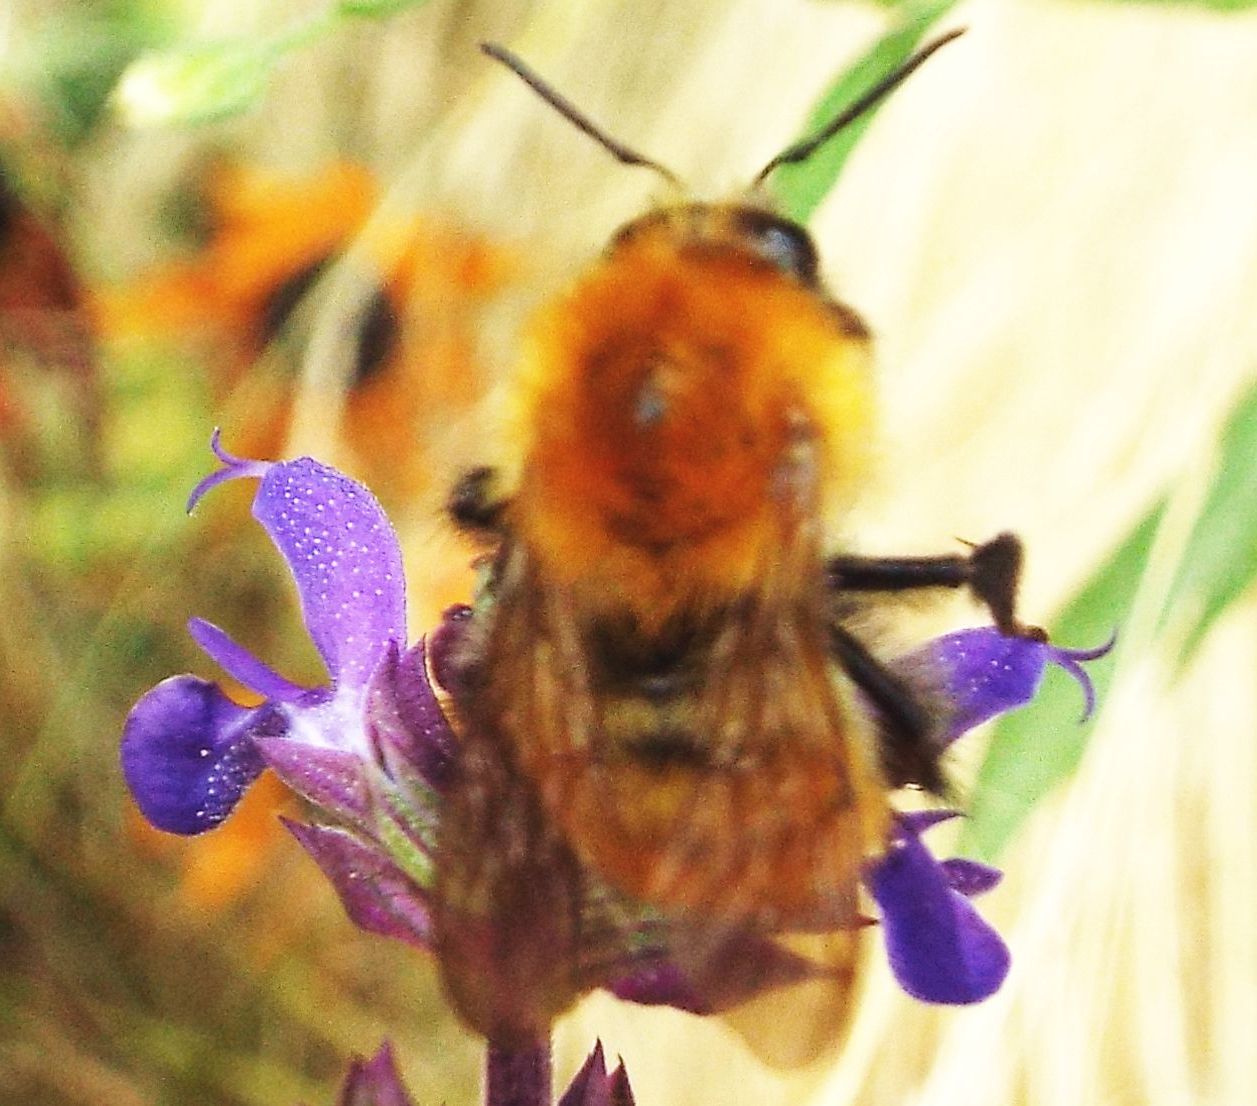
[433,32,1035,1045]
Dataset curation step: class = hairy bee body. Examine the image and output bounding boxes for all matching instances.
[444,203,891,933]
[430,33,1001,1050]
[506,204,874,627]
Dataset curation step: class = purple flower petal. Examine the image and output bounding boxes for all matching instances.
[256,738,373,823]
[894,627,1115,746]
[284,820,432,949]
[366,641,457,794]
[185,432,408,690]
[251,457,406,690]
[333,1042,417,1106]
[866,821,1009,1004]
[558,1042,635,1106]
[186,428,270,512]
[120,676,273,834]
[941,857,1003,897]
[188,617,312,701]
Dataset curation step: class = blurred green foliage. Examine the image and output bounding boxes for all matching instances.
[773,2,957,222]
[963,378,1257,861]
[3,0,181,146]
[111,1,435,128]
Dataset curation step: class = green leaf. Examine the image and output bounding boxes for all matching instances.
[1162,381,1257,664]
[112,38,288,126]
[110,0,432,128]
[336,0,433,15]
[774,2,958,223]
[5,3,180,144]
[1111,0,1257,9]
[960,377,1257,861]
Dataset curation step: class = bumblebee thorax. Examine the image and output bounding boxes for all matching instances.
[507,201,875,612]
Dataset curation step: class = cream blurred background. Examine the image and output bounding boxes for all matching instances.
[4,0,1257,1103]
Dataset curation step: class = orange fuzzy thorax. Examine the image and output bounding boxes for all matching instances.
[508,207,874,625]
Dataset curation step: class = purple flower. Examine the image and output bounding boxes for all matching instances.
[892,626,1116,746]
[121,435,1110,1022]
[121,431,453,948]
[866,629,1111,1003]
[866,810,1007,1003]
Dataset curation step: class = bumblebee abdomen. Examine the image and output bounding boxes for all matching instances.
[499,602,890,923]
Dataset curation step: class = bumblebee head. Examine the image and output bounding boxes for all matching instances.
[608,203,820,287]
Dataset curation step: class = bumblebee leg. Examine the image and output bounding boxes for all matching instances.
[828,623,945,794]
[448,466,510,535]
[826,531,1045,639]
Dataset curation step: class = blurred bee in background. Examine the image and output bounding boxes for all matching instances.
[434,32,1040,1045]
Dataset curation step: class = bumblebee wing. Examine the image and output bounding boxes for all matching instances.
[718,929,864,1069]
[655,602,888,924]
[578,866,866,1068]
[454,543,887,1051]
[472,543,892,918]
[626,611,880,1066]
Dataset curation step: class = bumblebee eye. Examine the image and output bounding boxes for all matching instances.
[734,210,819,285]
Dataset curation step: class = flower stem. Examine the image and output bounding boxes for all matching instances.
[484,1039,552,1106]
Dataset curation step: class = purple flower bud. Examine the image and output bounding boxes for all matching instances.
[558,1042,635,1106]
[326,1042,416,1106]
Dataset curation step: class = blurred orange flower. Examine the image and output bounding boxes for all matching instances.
[103,161,514,505]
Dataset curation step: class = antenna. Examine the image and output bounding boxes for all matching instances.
[481,42,681,188]
[753,28,966,188]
